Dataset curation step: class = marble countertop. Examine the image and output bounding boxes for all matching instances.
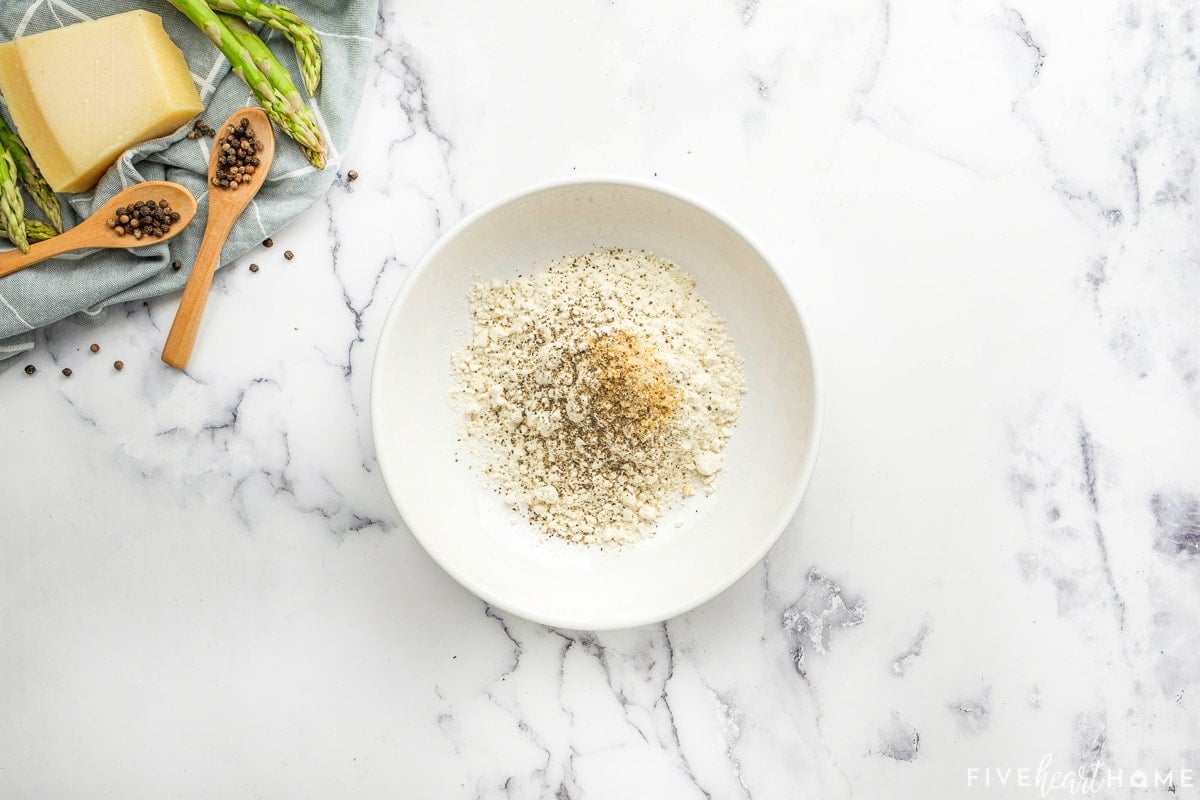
[4,1,1200,797]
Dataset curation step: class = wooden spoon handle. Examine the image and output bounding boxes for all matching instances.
[161,217,236,369]
[0,228,95,278]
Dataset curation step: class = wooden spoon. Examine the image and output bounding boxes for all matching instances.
[162,107,276,370]
[0,181,198,279]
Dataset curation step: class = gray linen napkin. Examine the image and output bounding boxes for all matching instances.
[0,0,376,369]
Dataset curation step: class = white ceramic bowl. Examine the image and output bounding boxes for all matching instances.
[371,178,821,630]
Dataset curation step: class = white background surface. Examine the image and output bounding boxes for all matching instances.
[4,1,1200,797]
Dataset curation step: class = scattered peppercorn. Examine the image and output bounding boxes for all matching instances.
[61,367,72,378]
[249,263,259,273]
[212,118,263,190]
[109,198,178,240]
[89,343,100,353]
[347,170,359,181]
[284,250,294,261]
[186,119,217,139]
[24,364,35,375]
[172,260,182,271]
[113,360,124,371]
[263,237,273,248]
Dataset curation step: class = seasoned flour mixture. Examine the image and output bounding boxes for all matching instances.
[451,248,746,545]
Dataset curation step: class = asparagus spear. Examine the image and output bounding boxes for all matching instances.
[221,14,325,168]
[206,0,321,96]
[166,0,326,167]
[0,218,55,244]
[0,115,62,233]
[0,150,28,252]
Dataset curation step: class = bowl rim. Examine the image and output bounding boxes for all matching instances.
[369,175,824,630]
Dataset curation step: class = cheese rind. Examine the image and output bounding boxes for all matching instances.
[0,11,204,193]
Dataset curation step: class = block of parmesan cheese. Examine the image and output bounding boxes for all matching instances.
[0,10,204,193]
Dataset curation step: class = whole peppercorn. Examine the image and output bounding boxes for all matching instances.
[172,260,182,271]
[263,237,273,248]
[347,170,359,182]
[212,118,263,191]
[188,119,217,139]
[112,197,177,240]
[62,367,72,378]
[90,343,100,353]
[284,250,294,261]
[113,360,124,371]
[24,364,35,375]
[249,263,259,273]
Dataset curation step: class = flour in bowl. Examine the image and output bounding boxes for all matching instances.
[451,248,746,545]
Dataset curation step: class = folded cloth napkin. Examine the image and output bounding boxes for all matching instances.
[0,0,376,369]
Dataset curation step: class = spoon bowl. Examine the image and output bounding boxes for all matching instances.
[162,107,276,370]
[0,181,198,279]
